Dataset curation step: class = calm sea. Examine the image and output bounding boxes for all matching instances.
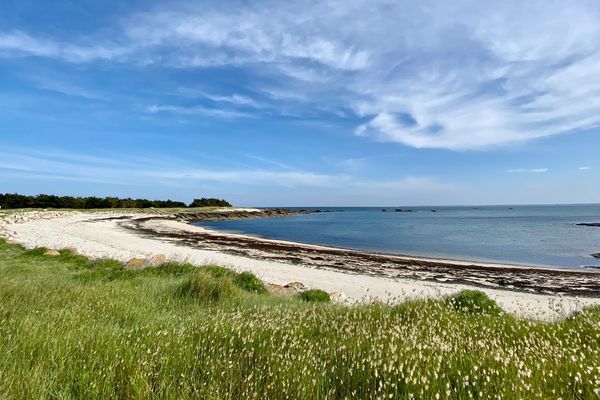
[194,205,600,269]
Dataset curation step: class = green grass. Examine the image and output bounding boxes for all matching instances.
[297,289,331,303]
[0,239,598,399]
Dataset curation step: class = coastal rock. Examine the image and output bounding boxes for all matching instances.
[125,258,147,269]
[63,247,79,255]
[44,249,61,257]
[173,208,316,222]
[592,253,600,259]
[266,283,295,296]
[284,281,307,291]
[577,223,600,227]
[330,292,349,304]
[149,254,167,266]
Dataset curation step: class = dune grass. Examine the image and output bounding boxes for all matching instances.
[0,239,598,399]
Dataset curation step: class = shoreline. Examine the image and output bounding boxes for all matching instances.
[2,208,600,319]
[128,214,600,298]
[191,222,586,273]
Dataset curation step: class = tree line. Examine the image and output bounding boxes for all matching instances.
[0,194,232,209]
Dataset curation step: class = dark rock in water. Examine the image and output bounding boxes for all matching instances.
[583,265,600,270]
[395,209,413,212]
[382,209,387,212]
[577,223,600,227]
[592,253,600,259]
[431,209,437,212]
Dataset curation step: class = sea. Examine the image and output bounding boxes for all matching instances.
[193,204,600,269]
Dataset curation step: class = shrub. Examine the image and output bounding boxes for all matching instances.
[447,290,503,315]
[234,271,267,294]
[202,265,236,279]
[189,198,232,208]
[176,271,237,304]
[296,289,330,303]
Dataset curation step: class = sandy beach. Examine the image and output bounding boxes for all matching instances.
[1,208,599,319]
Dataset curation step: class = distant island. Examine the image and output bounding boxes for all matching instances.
[0,193,231,210]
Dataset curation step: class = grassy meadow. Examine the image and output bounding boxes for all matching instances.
[0,238,598,399]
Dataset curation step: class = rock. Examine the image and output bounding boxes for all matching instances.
[329,292,349,304]
[284,281,307,291]
[577,223,600,227]
[63,247,79,255]
[266,283,295,296]
[149,254,167,266]
[592,253,600,259]
[44,249,61,257]
[125,258,147,269]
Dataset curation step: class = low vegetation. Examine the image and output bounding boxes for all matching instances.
[0,239,598,399]
[0,193,232,209]
[297,288,331,303]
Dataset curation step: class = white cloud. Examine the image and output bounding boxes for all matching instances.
[148,104,251,119]
[0,31,127,62]
[4,1,600,150]
[507,168,548,173]
[579,166,591,170]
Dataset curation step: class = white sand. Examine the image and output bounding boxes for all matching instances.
[2,211,599,320]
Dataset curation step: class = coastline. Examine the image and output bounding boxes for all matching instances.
[2,208,599,319]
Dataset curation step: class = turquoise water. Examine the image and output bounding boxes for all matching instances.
[194,205,600,269]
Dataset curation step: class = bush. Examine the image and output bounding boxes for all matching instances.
[176,271,237,304]
[202,265,236,279]
[296,289,330,303]
[234,271,267,294]
[447,290,503,315]
[189,198,232,208]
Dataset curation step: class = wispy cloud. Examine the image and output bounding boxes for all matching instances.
[147,104,251,119]
[507,168,548,173]
[579,166,591,171]
[0,148,458,198]
[0,30,127,62]
[3,2,600,150]
[0,148,343,188]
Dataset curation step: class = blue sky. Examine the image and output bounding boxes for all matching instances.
[1,0,599,206]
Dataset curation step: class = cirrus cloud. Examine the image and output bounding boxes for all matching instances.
[2,1,600,150]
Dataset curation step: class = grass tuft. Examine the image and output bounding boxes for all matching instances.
[447,289,503,316]
[296,289,331,303]
[176,270,238,304]
[234,271,268,294]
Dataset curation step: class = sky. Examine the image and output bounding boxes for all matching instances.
[0,0,599,206]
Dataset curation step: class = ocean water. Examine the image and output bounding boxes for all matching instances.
[194,205,600,269]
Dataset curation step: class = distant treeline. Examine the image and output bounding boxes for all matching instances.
[0,194,232,209]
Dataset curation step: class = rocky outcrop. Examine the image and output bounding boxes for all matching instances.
[125,254,168,269]
[577,223,600,227]
[284,281,307,291]
[172,208,316,222]
[125,258,146,269]
[592,253,600,259]
[44,249,60,257]
[150,254,167,265]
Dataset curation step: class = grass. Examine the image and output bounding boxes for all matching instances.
[0,239,598,399]
[297,289,331,303]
